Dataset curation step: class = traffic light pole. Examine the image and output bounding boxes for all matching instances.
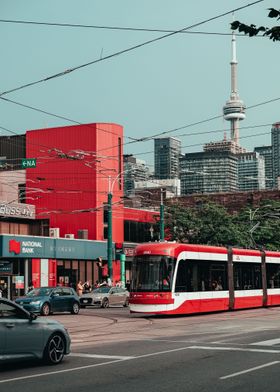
[160,188,164,242]
[107,190,113,281]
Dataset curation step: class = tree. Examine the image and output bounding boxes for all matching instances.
[163,199,280,250]
[164,202,247,247]
[237,200,280,250]
[190,202,246,247]
[231,8,280,41]
[163,204,198,243]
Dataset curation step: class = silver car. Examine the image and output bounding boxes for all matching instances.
[0,298,71,365]
[80,286,129,308]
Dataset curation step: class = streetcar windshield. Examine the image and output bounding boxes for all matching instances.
[131,255,175,292]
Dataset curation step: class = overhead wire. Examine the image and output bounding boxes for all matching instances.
[0,1,268,161]
[0,18,265,37]
[0,1,264,97]
[0,91,278,162]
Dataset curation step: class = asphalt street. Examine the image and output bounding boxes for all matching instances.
[1,306,280,391]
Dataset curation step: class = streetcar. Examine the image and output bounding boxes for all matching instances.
[129,242,280,315]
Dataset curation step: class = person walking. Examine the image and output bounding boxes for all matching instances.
[76,281,84,296]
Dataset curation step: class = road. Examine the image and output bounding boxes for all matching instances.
[1,306,280,391]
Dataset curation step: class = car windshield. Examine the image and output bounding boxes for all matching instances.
[26,288,52,297]
[93,287,110,294]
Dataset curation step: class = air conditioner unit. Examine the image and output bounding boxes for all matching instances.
[49,228,60,238]
[65,234,74,239]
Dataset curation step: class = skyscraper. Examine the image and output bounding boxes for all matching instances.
[271,122,280,188]
[237,151,265,191]
[154,137,181,179]
[123,155,150,195]
[180,151,238,195]
[254,145,273,189]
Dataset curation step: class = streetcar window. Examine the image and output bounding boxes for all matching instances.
[175,259,228,293]
[131,255,175,292]
[266,264,280,288]
[233,263,262,290]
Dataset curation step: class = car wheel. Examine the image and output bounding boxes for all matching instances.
[101,298,109,308]
[123,298,129,307]
[41,302,50,316]
[71,301,80,314]
[43,333,65,365]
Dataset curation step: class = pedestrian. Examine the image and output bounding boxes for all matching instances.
[27,281,34,293]
[83,281,91,293]
[76,281,84,296]
[94,280,99,288]
[125,280,131,291]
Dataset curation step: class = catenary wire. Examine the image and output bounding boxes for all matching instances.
[0,91,278,160]
[0,1,263,97]
[0,18,265,37]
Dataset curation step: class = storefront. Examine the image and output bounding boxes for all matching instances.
[0,234,113,299]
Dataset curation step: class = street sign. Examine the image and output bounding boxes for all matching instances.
[21,158,37,168]
[15,275,24,289]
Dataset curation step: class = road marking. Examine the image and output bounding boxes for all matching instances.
[220,361,280,380]
[250,338,280,346]
[1,344,280,385]
[188,345,280,354]
[70,353,134,360]
[0,346,193,384]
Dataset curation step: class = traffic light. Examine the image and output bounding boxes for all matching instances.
[115,242,123,260]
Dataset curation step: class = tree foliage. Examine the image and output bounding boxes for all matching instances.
[163,200,280,251]
[231,8,280,41]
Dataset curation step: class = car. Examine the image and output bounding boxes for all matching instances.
[15,286,80,316]
[0,297,71,364]
[80,286,129,308]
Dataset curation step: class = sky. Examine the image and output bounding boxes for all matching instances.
[0,0,279,170]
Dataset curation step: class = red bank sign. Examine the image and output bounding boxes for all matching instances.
[9,239,21,254]
[9,239,43,255]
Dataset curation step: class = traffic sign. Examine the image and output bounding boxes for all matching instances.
[21,158,37,168]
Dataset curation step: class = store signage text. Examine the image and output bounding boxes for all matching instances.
[0,202,35,219]
[9,239,43,255]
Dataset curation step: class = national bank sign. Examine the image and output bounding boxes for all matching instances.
[1,234,107,260]
[0,202,35,220]
[9,239,43,255]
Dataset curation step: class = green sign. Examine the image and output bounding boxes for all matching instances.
[21,158,37,168]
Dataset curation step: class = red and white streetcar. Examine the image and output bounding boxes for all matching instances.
[129,242,280,315]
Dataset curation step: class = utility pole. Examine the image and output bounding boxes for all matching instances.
[107,176,113,280]
[160,188,164,242]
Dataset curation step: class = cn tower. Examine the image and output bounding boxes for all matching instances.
[223,30,246,145]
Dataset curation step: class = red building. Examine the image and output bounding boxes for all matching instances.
[26,123,125,242]
[21,123,157,285]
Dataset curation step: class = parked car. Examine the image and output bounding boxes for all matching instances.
[15,286,80,316]
[0,297,71,364]
[80,286,129,308]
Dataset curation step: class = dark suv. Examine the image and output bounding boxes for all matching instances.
[15,287,80,316]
